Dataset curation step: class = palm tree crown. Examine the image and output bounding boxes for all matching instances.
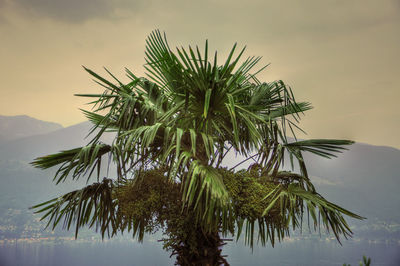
[31,30,363,253]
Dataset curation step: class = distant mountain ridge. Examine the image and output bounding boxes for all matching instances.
[0,115,63,144]
[0,121,92,161]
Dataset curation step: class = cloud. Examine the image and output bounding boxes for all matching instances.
[2,0,147,22]
[2,0,398,29]
[16,0,112,21]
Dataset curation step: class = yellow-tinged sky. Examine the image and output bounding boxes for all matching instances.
[0,0,399,148]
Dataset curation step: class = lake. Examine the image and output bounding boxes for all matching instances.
[1,237,399,266]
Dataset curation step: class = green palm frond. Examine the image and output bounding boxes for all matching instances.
[285,139,354,159]
[31,143,112,184]
[182,162,234,234]
[30,178,117,239]
[263,183,364,243]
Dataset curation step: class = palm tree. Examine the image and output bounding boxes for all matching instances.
[31,30,363,265]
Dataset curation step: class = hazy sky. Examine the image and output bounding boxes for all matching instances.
[0,0,399,148]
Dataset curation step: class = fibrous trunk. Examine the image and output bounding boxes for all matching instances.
[173,229,229,266]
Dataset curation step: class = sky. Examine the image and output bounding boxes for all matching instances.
[0,0,399,148]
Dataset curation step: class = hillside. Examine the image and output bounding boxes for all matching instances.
[0,115,62,145]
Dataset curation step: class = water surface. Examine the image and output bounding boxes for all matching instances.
[1,238,399,266]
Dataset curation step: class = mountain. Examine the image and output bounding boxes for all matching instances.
[0,119,108,239]
[0,115,62,144]
[304,143,400,223]
[0,115,399,241]
[0,121,92,161]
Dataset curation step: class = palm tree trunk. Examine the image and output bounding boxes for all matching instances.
[173,229,229,266]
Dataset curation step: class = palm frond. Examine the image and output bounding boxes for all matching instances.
[285,139,354,159]
[31,143,112,184]
[30,178,117,239]
[183,161,231,231]
[263,183,364,243]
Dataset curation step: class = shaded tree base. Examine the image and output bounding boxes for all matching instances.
[171,230,230,266]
